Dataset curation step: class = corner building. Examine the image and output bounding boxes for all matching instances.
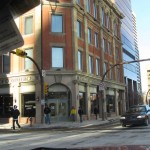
[0,0,125,124]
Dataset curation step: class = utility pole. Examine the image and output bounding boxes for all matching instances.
[100,58,150,121]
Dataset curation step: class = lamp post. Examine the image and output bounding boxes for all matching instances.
[10,50,44,123]
[100,58,150,121]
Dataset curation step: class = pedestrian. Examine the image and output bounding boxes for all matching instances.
[44,104,51,124]
[94,106,98,120]
[70,106,76,122]
[11,105,21,130]
[78,107,83,122]
[28,106,35,127]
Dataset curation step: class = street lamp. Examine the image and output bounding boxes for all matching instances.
[100,58,150,121]
[10,50,44,123]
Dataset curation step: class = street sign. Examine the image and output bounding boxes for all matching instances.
[99,82,105,91]
[0,8,24,54]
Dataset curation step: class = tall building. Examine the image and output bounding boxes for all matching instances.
[0,0,125,124]
[112,0,142,109]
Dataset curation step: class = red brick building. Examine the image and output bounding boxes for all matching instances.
[0,0,125,124]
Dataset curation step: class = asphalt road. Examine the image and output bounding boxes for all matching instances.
[0,123,150,150]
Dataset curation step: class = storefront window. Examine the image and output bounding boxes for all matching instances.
[79,92,86,114]
[0,95,13,118]
[90,94,98,114]
[22,94,36,117]
[107,96,115,113]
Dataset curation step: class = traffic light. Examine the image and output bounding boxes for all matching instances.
[16,49,27,57]
[44,83,49,95]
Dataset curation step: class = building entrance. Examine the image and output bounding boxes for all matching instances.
[46,84,70,121]
[47,98,68,121]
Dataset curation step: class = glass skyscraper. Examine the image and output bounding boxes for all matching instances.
[112,0,142,108]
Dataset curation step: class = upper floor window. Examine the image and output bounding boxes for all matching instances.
[77,20,82,38]
[117,67,121,82]
[104,62,108,78]
[76,0,80,4]
[116,47,119,59]
[103,38,107,52]
[96,58,100,75]
[88,28,92,44]
[2,53,10,73]
[114,21,118,36]
[52,47,64,68]
[108,41,112,55]
[25,48,33,70]
[78,50,82,71]
[51,15,63,33]
[87,0,90,13]
[24,16,33,35]
[94,32,98,48]
[93,3,97,19]
[101,8,104,25]
[106,14,110,29]
[109,64,113,80]
[89,55,93,74]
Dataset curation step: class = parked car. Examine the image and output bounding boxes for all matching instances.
[120,105,150,127]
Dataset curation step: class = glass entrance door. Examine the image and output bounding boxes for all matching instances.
[48,99,68,121]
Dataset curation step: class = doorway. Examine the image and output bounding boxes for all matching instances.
[47,98,68,121]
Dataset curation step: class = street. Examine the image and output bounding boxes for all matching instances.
[0,123,150,150]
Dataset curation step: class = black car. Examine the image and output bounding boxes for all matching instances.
[120,105,150,127]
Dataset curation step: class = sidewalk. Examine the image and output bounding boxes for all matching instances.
[0,116,120,130]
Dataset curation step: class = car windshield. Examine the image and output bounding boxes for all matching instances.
[128,106,146,113]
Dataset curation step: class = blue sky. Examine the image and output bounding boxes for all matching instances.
[131,0,150,93]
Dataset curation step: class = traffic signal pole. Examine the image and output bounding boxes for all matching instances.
[10,50,44,123]
[100,58,150,121]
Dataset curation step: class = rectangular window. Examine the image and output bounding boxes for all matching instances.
[24,16,33,35]
[89,55,93,74]
[25,48,33,70]
[76,0,80,4]
[78,50,82,71]
[94,32,98,48]
[88,28,91,44]
[103,38,107,52]
[52,47,64,68]
[108,41,112,55]
[51,15,63,33]
[116,48,119,59]
[87,0,90,13]
[101,8,104,25]
[117,67,120,82]
[96,58,100,75]
[110,64,113,80]
[2,53,10,73]
[77,20,81,38]
[93,3,97,19]
[104,62,108,78]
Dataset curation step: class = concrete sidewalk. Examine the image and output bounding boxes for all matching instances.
[0,116,120,130]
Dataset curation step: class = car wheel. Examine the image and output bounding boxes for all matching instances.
[144,118,149,126]
[122,124,126,127]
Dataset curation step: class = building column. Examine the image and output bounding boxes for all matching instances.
[122,91,126,114]
[115,89,119,116]
[85,83,90,120]
[72,79,79,121]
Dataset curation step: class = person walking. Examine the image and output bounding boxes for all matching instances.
[44,104,51,124]
[70,106,76,122]
[28,106,35,127]
[94,106,98,120]
[11,105,21,130]
[78,107,83,122]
